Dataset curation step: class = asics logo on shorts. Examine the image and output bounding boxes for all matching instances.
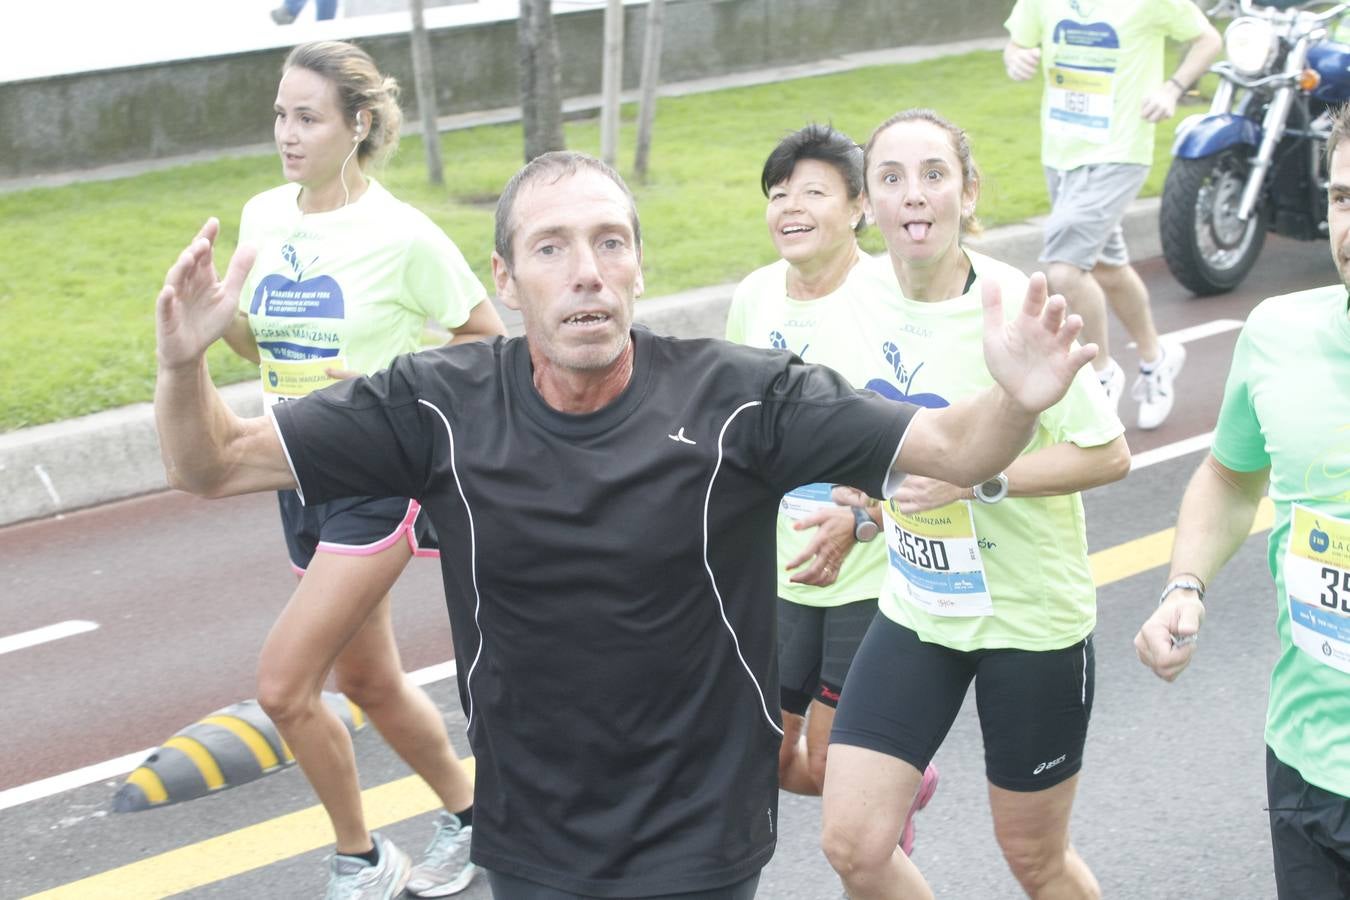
[1033,754,1067,775]
[668,427,697,445]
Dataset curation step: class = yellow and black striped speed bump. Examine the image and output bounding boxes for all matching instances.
[112,692,366,812]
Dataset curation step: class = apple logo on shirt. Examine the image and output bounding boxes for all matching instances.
[865,341,949,409]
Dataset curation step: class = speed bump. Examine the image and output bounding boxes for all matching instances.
[113,692,366,812]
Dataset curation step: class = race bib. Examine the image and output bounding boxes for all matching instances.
[885,500,993,617]
[260,356,346,406]
[1285,505,1350,674]
[1046,65,1113,144]
[780,483,837,522]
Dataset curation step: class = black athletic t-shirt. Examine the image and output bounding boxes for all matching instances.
[272,327,916,897]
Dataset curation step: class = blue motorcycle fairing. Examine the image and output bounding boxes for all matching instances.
[1308,41,1350,104]
[1171,113,1261,159]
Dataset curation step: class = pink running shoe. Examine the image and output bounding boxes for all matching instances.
[900,763,940,856]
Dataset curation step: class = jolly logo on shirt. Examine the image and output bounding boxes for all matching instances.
[249,241,345,322]
[864,341,950,409]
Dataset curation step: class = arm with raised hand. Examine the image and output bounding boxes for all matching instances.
[890,272,1098,491]
[154,218,296,498]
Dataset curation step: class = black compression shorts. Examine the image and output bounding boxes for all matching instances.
[831,613,1094,791]
[777,597,878,715]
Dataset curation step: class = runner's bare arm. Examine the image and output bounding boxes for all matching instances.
[1134,454,1270,681]
[891,436,1129,514]
[1141,21,1222,122]
[221,311,260,364]
[154,219,296,498]
[892,273,1097,490]
[445,297,509,345]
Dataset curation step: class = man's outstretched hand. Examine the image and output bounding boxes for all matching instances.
[981,272,1098,416]
[156,218,257,370]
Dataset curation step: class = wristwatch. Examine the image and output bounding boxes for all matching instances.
[972,473,1009,505]
[852,505,880,542]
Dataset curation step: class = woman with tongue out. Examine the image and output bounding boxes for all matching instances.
[725,123,941,857]
[820,108,1130,899]
[214,40,505,899]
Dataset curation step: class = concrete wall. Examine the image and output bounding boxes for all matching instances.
[1,0,1009,179]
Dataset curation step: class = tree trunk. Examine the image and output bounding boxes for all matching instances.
[518,0,566,162]
[633,0,664,179]
[600,0,624,167]
[409,0,444,185]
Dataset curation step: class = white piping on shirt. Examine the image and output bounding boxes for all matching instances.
[418,398,485,729]
[881,405,924,498]
[708,401,784,738]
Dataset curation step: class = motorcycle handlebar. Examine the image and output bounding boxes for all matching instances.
[1235,0,1348,19]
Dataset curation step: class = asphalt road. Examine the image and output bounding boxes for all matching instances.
[1,235,1339,899]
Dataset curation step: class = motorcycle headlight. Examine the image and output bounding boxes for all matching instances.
[1225,17,1278,76]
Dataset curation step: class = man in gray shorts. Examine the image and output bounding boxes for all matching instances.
[1004,0,1219,429]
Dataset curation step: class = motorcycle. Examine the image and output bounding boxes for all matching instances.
[1161,0,1350,295]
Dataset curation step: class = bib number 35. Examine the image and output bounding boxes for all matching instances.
[1320,566,1350,613]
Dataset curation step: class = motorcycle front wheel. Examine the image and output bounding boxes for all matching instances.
[1160,148,1268,295]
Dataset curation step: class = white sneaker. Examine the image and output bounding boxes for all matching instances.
[1096,358,1126,414]
[325,833,410,900]
[406,812,477,897]
[1132,340,1187,430]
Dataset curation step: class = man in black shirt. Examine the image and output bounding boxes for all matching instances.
[154,152,1097,899]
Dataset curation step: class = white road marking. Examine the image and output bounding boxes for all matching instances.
[1128,319,1244,350]
[0,658,458,811]
[1130,432,1215,471]
[0,619,98,656]
[0,750,151,812]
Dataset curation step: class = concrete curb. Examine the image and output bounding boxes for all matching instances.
[0,199,1161,528]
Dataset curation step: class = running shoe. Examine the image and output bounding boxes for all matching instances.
[270,5,297,24]
[1097,358,1125,415]
[1132,340,1187,431]
[324,833,410,900]
[900,762,940,856]
[406,811,477,897]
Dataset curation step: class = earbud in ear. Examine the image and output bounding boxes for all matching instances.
[353,132,362,142]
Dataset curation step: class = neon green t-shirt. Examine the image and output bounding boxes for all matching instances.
[726,255,902,607]
[1005,0,1209,169]
[873,250,1124,651]
[237,179,486,403]
[1212,285,1350,798]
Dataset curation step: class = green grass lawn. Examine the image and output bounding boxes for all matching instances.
[0,48,1193,432]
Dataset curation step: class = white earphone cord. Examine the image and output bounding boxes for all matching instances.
[339,134,360,209]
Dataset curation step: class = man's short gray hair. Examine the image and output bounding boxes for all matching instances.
[493,151,642,268]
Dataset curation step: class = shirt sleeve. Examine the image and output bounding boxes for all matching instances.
[1157,0,1210,42]
[1212,323,1270,473]
[725,278,751,344]
[402,222,489,332]
[755,355,917,498]
[270,352,436,505]
[1004,0,1043,49]
[236,197,262,315]
[1037,359,1126,449]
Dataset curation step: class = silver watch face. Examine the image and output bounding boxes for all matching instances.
[977,475,1007,503]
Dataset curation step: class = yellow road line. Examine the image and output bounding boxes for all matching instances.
[1089,497,1274,586]
[25,759,475,899]
[28,500,1280,898]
